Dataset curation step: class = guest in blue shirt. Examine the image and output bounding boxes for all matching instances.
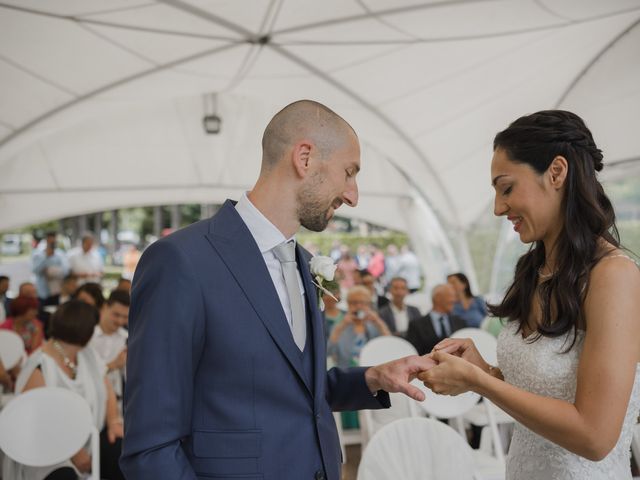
[32,231,69,300]
[447,272,487,328]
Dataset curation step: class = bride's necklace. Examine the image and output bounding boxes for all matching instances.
[537,268,555,279]
[52,340,77,379]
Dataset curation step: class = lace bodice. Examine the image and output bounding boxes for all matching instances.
[497,321,640,480]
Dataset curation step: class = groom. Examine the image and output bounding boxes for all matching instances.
[120,100,434,480]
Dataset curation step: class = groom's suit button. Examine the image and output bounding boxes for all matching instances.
[314,471,325,480]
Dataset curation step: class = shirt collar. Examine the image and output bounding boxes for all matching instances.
[235,192,295,253]
[390,302,405,313]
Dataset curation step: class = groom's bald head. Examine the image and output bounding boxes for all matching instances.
[261,100,357,170]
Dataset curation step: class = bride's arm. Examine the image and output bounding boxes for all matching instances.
[421,256,640,461]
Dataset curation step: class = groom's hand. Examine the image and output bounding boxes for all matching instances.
[364,355,437,401]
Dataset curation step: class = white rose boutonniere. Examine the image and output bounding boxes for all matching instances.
[309,256,339,311]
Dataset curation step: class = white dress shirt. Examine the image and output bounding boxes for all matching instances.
[68,248,103,284]
[429,311,452,338]
[235,193,306,330]
[390,303,409,333]
[89,325,128,397]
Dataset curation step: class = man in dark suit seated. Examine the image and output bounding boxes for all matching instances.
[406,284,467,355]
[379,277,421,336]
[43,273,78,308]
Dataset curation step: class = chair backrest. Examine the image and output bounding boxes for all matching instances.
[416,383,480,419]
[359,336,418,366]
[451,328,498,366]
[359,337,420,446]
[0,387,94,467]
[0,329,25,370]
[357,417,476,480]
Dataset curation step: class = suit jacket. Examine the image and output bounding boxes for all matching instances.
[406,312,467,355]
[2,296,12,316]
[378,303,421,334]
[376,295,390,311]
[121,200,389,480]
[42,294,61,307]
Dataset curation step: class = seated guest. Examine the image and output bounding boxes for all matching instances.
[5,300,125,480]
[327,286,391,430]
[379,277,421,336]
[74,282,105,311]
[406,284,466,355]
[114,277,132,293]
[18,282,38,299]
[359,270,390,311]
[44,274,78,308]
[321,283,344,343]
[447,272,487,328]
[336,251,359,291]
[366,245,385,279]
[89,290,129,401]
[328,286,391,369]
[41,274,80,337]
[0,275,11,322]
[0,296,44,354]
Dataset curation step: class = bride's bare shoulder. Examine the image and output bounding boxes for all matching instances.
[588,243,639,298]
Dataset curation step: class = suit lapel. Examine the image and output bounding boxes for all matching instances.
[204,201,312,395]
[296,245,326,404]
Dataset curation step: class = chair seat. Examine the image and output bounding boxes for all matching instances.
[472,450,505,480]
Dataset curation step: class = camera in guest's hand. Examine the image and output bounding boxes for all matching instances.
[355,310,366,320]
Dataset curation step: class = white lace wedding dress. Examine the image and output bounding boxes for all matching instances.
[497,321,640,479]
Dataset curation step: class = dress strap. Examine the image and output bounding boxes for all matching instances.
[601,254,639,267]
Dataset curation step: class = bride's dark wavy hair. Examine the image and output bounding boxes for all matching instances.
[488,110,619,349]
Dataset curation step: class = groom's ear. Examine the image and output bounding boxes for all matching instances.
[291,140,313,178]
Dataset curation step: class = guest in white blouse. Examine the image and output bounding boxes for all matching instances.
[4,300,124,480]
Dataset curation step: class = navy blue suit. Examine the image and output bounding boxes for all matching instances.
[121,200,389,480]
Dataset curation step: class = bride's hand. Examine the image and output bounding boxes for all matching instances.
[418,351,481,396]
[432,338,490,373]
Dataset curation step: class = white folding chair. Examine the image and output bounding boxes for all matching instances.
[632,422,640,473]
[357,417,477,480]
[451,328,498,365]
[358,336,420,446]
[451,328,514,463]
[415,383,504,480]
[0,386,100,479]
[0,329,25,370]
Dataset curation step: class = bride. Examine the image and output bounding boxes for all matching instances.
[420,110,640,479]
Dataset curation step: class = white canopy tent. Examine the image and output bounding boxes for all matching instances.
[1,0,639,289]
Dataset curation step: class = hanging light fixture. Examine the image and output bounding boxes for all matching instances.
[202,92,222,134]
